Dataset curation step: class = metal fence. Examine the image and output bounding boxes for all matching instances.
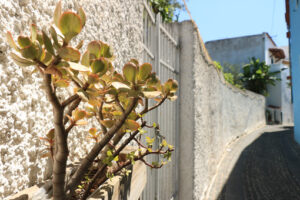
[141,1,180,199]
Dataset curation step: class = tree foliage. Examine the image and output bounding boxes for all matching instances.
[149,0,184,22]
[214,61,243,89]
[7,2,178,199]
[241,57,281,96]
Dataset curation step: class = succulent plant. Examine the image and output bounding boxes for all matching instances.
[7,1,178,200]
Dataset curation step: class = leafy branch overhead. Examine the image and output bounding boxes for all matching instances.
[241,57,282,96]
[7,1,178,200]
[149,0,184,22]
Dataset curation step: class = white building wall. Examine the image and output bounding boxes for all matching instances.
[263,33,277,65]
[281,65,294,124]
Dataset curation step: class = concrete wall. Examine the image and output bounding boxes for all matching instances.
[205,34,265,69]
[266,63,293,124]
[178,21,266,200]
[281,64,294,124]
[267,64,282,108]
[0,0,143,198]
[289,0,300,143]
[205,33,277,71]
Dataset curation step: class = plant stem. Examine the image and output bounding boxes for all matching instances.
[66,98,138,197]
[43,74,68,200]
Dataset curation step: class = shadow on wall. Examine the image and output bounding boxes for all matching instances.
[217,126,300,200]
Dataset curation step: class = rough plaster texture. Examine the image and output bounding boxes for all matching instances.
[205,34,265,68]
[0,0,143,198]
[178,21,266,200]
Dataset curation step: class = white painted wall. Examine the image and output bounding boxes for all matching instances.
[266,63,293,125]
[178,21,266,200]
[281,65,294,124]
[205,33,265,70]
[264,33,277,65]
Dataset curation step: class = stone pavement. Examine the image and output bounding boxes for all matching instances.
[205,126,300,200]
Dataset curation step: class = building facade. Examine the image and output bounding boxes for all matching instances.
[287,0,300,142]
[205,34,293,125]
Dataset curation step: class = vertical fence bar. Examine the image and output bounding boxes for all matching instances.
[142,1,179,199]
[155,13,161,200]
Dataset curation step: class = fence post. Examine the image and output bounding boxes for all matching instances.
[155,13,161,200]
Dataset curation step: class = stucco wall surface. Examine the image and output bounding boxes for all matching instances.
[205,34,265,68]
[178,21,266,200]
[0,0,143,198]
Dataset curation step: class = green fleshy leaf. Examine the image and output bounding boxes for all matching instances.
[36,33,44,45]
[130,59,139,66]
[21,45,38,59]
[113,156,119,162]
[146,136,155,146]
[81,51,90,66]
[31,24,37,42]
[41,50,53,65]
[100,42,113,58]
[73,109,86,121]
[7,32,20,51]
[111,82,130,90]
[143,91,162,98]
[125,120,140,131]
[77,89,89,101]
[78,7,86,27]
[91,58,107,75]
[87,74,100,84]
[55,79,70,87]
[102,120,115,128]
[46,129,55,139]
[123,63,137,83]
[76,40,84,50]
[17,36,31,48]
[68,61,91,72]
[58,46,80,62]
[164,79,178,93]
[139,63,152,80]
[58,12,82,42]
[10,52,34,67]
[49,26,60,49]
[42,31,55,55]
[87,41,101,58]
[147,73,159,86]
[53,1,62,27]
[89,128,97,136]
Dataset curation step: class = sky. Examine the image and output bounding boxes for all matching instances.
[179,0,288,47]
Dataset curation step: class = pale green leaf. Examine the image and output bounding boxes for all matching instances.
[111,82,130,90]
[139,63,152,80]
[53,1,62,26]
[7,32,20,51]
[123,63,137,83]
[143,91,162,98]
[10,52,34,67]
[58,46,80,62]
[42,31,55,55]
[78,7,86,27]
[58,12,82,42]
[68,61,91,72]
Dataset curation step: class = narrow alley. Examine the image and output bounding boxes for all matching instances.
[206,126,300,200]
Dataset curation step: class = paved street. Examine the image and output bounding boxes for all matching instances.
[207,126,300,200]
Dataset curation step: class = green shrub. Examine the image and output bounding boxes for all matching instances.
[149,0,184,22]
[214,61,243,89]
[241,57,281,96]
